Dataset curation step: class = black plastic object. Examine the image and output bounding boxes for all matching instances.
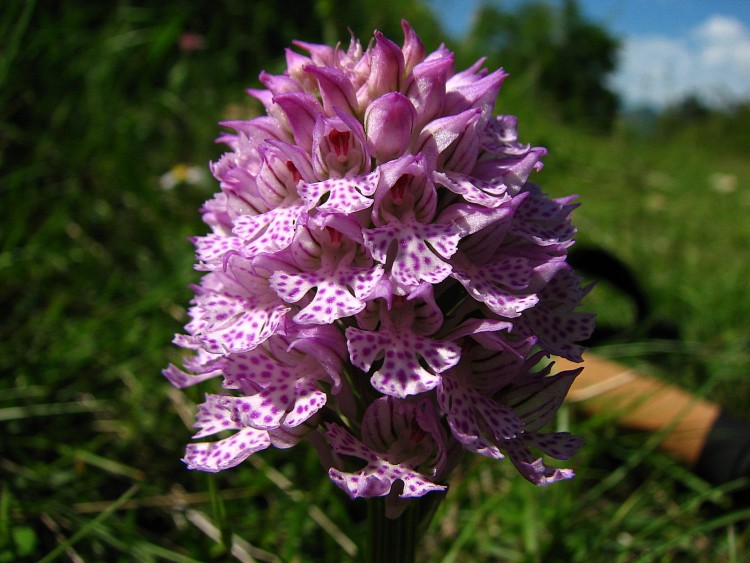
[694,411,750,494]
[568,246,680,344]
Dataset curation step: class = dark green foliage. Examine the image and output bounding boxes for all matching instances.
[461,0,620,131]
[652,96,750,157]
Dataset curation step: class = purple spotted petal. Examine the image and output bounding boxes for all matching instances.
[363,220,462,289]
[232,202,308,258]
[517,269,595,361]
[270,263,383,324]
[438,369,524,459]
[192,394,242,438]
[219,377,325,431]
[510,189,579,247]
[186,257,290,354]
[346,325,460,398]
[219,349,278,391]
[162,363,223,389]
[283,380,328,427]
[298,169,380,214]
[191,234,244,271]
[450,257,540,317]
[184,427,271,472]
[480,114,529,156]
[220,392,289,431]
[326,424,446,499]
[217,341,334,429]
[328,460,445,500]
[433,171,513,208]
[525,431,584,461]
[513,456,575,486]
[502,439,579,486]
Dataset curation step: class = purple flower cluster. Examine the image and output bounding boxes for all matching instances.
[165,21,593,511]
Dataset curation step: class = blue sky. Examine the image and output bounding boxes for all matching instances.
[426,0,750,108]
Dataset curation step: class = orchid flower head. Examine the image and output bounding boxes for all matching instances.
[166,20,593,511]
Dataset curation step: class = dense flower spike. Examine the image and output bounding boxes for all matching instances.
[166,20,593,512]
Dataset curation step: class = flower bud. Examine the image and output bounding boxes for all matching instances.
[404,48,454,126]
[366,31,405,101]
[416,107,482,174]
[400,19,426,75]
[273,92,323,152]
[304,64,358,116]
[364,92,417,163]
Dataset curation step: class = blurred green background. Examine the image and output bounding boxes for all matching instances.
[2,0,750,560]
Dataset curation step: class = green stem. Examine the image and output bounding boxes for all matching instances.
[366,492,444,563]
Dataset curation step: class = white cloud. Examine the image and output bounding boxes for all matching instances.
[612,15,750,108]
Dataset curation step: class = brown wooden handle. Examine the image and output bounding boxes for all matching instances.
[558,353,720,466]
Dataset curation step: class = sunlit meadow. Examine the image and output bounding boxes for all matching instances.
[2,2,750,561]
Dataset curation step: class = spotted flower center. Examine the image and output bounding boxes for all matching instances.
[328,129,351,159]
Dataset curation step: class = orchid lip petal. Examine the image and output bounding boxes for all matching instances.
[346,320,461,399]
[184,427,271,472]
[363,218,462,290]
[298,170,380,215]
[326,422,446,500]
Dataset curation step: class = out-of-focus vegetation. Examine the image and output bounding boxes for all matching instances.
[650,96,750,158]
[460,0,619,132]
[2,0,749,560]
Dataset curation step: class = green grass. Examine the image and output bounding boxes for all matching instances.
[3,2,750,561]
